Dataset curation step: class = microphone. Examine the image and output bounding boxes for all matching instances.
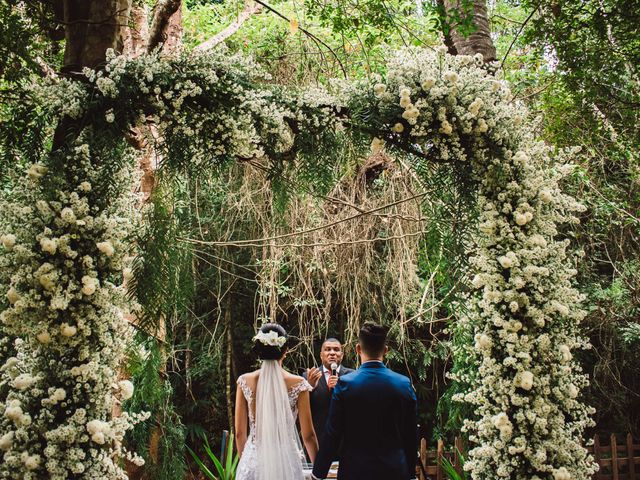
[330,362,338,376]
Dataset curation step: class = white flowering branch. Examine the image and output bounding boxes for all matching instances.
[347,47,597,480]
[0,139,149,479]
[193,0,264,52]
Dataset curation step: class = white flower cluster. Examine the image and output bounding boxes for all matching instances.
[354,47,597,479]
[253,329,287,348]
[0,137,148,479]
[69,49,342,174]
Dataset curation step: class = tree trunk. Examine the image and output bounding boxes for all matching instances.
[62,0,132,72]
[123,3,150,57]
[442,0,496,63]
[226,308,234,434]
[160,3,183,53]
[55,0,132,150]
[148,0,182,52]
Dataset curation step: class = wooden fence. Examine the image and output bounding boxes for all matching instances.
[416,437,464,480]
[416,434,640,480]
[590,434,640,480]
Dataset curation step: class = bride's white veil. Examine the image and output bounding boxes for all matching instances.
[255,359,304,480]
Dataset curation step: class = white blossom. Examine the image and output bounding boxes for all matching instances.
[60,323,77,337]
[60,207,77,224]
[13,374,37,390]
[518,371,534,390]
[444,71,459,83]
[96,240,115,257]
[23,454,41,471]
[0,432,14,451]
[123,267,134,281]
[421,77,436,90]
[553,467,572,480]
[6,286,19,304]
[392,122,405,133]
[4,400,24,423]
[40,237,58,254]
[26,163,47,180]
[118,380,134,400]
[81,275,98,295]
[253,329,286,347]
[559,345,572,363]
[1,233,16,250]
[373,83,386,95]
[539,189,553,203]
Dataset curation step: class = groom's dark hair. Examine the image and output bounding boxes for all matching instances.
[358,322,388,356]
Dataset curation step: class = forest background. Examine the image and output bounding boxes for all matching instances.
[0,0,638,478]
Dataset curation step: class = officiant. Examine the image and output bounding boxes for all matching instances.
[304,338,354,445]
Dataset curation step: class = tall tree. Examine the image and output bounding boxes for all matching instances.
[439,0,496,62]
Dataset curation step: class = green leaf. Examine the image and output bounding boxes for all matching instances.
[186,445,219,480]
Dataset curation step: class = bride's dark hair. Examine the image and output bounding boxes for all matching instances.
[254,323,288,360]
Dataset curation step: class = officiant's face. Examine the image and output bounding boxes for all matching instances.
[320,340,343,369]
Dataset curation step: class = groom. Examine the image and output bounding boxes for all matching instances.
[312,322,418,480]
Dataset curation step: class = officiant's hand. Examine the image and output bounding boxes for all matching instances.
[327,374,338,390]
[307,367,322,388]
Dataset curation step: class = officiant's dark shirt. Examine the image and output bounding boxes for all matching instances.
[304,365,354,445]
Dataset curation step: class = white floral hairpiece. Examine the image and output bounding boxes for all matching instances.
[253,329,287,348]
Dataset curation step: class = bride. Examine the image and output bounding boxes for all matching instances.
[235,323,319,480]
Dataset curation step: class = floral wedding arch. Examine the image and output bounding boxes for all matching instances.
[0,47,596,480]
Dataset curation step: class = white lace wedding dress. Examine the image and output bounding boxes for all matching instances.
[236,369,313,480]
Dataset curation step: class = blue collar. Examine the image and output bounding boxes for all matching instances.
[360,360,385,369]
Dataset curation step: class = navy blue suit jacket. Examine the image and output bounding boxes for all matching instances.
[312,361,418,480]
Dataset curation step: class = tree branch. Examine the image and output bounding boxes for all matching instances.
[250,0,347,78]
[194,0,263,52]
[499,6,537,70]
[148,0,182,52]
[35,56,58,78]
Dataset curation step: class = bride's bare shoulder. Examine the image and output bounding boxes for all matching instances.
[283,372,304,387]
[239,370,260,385]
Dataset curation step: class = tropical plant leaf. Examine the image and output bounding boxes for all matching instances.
[186,445,219,480]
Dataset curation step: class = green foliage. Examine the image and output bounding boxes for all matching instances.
[440,449,468,480]
[305,0,436,49]
[0,88,52,189]
[0,1,63,188]
[125,333,188,480]
[129,179,196,335]
[620,322,640,345]
[522,0,640,139]
[0,0,61,85]
[183,0,439,81]
[433,0,476,39]
[187,432,239,480]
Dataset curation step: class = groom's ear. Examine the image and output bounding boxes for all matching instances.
[383,345,389,356]
[355,343,362,355]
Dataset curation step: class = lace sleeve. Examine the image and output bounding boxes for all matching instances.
[237,375,253,402]
[289,378,313,399]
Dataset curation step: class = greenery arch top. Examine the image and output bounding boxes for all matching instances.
[0,46,596,480]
